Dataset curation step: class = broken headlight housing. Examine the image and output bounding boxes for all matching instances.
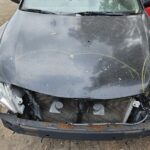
[0,83,25,114]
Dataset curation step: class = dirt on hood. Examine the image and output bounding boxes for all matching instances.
[1,0,150,150]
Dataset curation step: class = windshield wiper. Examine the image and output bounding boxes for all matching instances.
[21,8,57,15]
[21,9,139,16]
[68,11,138,16]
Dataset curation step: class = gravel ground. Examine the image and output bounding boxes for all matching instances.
[1,0,150,150]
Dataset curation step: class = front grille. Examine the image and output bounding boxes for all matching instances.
[33,92,132,124]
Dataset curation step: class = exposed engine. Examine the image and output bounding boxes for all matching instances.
[0,83,150,125]
[32,93,138,123]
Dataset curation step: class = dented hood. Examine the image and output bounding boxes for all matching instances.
[0,10,150,99]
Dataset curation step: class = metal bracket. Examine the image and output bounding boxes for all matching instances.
[49,101,63,114]
[93,103,105,116]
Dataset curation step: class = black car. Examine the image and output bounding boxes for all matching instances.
[0,0,150,140]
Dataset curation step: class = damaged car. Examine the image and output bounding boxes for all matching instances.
[0,0,150,140]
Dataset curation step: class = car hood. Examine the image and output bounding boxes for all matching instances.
[0,10,150,99]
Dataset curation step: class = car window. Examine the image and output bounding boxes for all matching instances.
[22,0,140,14]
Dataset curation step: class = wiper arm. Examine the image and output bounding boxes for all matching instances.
[21,8,56,15]
[21,9,139,16]
[68,11,138,16]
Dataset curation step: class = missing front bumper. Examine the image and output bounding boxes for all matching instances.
[1,113,150,140]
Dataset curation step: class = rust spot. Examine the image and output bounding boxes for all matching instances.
[88,125,107,131]
[57,123,74,130]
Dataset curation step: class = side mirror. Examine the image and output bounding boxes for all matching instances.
[10,0,20,4]
[143,0,150,8]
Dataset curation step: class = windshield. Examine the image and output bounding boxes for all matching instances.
[22,0,140,14]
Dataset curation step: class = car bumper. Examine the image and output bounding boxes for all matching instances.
[1,113,150,140]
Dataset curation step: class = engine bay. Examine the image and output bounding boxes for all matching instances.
[0,83,149,126]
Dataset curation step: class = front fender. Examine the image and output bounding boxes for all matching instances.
[0,22,8,43]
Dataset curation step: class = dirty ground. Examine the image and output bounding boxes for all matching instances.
[1,0,150,150]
